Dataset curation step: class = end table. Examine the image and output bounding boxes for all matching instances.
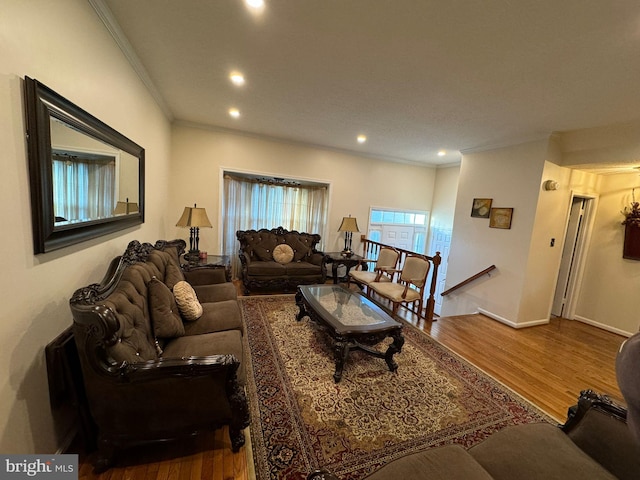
[180,254,232,282]
[324,252,366,284]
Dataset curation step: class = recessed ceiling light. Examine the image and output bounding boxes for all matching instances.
[229,71,245,86]
[357,135,367,144]
[229,108,240,118]
[437,150,446,156]
[245,0,265,11]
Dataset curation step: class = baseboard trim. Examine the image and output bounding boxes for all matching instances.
[478,309,550,329]
[573,315,633,337]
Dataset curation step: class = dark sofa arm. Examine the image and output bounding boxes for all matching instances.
[101,354,249,442]
[120,354,241,381]
[309,251,327,266]
[193,282,237,303]
[183,267,227,285]
[562,390,640,480]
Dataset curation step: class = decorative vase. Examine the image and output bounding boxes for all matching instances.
[623,223,640,260]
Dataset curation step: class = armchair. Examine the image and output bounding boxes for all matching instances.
[368,254,430,318]
[348,246,400,295]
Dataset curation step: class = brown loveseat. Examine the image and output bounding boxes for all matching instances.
[236,226,328,293]
[69,239,249,472]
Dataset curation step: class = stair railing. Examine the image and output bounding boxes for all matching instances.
[440,265,496,297]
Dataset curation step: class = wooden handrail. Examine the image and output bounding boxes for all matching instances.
[359,236,441,322]
[441,265,496,296]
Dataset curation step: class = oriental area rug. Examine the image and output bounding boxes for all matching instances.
[240,295,553,480]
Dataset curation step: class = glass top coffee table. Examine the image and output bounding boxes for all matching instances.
[295,284,404,382]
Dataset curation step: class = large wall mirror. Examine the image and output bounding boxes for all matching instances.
[24,77,145,254]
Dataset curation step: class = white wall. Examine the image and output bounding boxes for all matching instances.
[0,0,172,454]
[169,124,438,256]
[441,140,548,325]
[574,172,640,335]
[430,165,460,232]
[518,160,574,323]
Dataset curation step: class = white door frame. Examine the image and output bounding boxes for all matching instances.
[554,191,598,320]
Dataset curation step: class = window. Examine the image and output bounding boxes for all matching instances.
[368,207,429,254]
[52,151,116,223]
[222,173,329,277]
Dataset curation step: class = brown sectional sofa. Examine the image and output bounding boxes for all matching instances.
[69,239,249,472]
[236,226,328,293]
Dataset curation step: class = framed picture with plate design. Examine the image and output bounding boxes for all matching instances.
[471,198,492,218]
[489,208,513,229]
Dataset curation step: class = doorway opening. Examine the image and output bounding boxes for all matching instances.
[551,194,596,319]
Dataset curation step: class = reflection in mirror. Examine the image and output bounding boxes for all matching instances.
[50,118,140,224]
[25,77,145,253]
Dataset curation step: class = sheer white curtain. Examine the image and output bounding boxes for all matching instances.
[52,157,116,222]
[222,174,329,278]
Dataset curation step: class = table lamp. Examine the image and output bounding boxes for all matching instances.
[176,204,212,261]
[338,215,359,256]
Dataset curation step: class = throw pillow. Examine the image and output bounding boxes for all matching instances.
[147,277,185,338]
[273,244,294,264]
[173,280,203,321]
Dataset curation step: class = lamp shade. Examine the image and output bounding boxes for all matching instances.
[113,198,139,215]
[338,216,360,233]
[175,205,212,228]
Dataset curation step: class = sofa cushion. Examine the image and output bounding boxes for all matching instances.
[148,277,185,338]
[183,300,244,336]
[252,233,279,261]
[273,244,294,264]
[284,261,323,275]
[285,232,313,261]
[365,445,493,480]
[469,423,617,480]
[173,281,203,321]
[247,261,287,276]
[162,329,246,385]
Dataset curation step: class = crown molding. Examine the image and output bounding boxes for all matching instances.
[460,134,552,155]
[174,120,455,168]
[89,0,173,121]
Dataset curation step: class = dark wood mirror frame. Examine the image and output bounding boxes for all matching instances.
[24,76,145,254]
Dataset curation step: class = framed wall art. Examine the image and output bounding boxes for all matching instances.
[489,208,513,229]
[471,198,492,218]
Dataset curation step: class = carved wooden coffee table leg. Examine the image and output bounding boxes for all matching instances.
[295,290,308,321]
[333,339,351,383]
[385,330,405,373]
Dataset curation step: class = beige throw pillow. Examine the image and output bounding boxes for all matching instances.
[173,280,203,321]
[273,244,294,264]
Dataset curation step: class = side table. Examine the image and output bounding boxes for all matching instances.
[180,254,232,282]
[324,252,366,284]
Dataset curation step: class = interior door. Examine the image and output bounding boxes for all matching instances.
[552,198,585,317]
[381,225,414,250]
[429,226,452,316]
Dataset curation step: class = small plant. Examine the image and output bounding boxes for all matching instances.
[622,188,640,226]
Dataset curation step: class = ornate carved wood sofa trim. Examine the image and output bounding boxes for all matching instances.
[69,239,249,472]
[236,226,328,293]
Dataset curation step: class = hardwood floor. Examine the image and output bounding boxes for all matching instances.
[76,283,627,479]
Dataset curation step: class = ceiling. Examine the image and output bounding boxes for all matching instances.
[97,0,640,168]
